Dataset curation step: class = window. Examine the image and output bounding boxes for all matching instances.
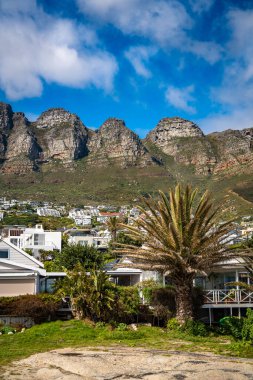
[0,249,9,259]
[34,234,45,246]
[10,238,18,246]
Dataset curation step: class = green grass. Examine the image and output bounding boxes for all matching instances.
[1,320,253,366]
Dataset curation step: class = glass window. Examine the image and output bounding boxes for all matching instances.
[34,234,45,246]
[0,249,9,259]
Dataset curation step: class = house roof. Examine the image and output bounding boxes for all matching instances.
[0,238,44,268]
[0,259,46,276]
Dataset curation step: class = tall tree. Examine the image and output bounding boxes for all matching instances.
[106,216,121,241]
[116,184,244,323]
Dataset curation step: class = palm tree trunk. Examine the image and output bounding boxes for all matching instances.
[175,283,193,324]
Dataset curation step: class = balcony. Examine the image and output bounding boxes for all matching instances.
[204,289,253,306]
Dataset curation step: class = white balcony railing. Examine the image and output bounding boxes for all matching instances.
[204,289,253,304]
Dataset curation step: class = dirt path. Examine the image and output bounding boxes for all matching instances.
[2,346,253,379]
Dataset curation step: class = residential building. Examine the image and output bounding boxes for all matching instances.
[65,229,110,250]
[0,238,45,296]
[2,224,62,258]
[68,209,92,226]
[97,212,122,223]
[37,208,61,217]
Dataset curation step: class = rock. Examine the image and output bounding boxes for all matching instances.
[34,108,89,162]
[146,117,216,174]
[0,102,13,162]
[0,102,13,132]
[1,112,41,174]
[208,128,253,174]
[87,118,158,168]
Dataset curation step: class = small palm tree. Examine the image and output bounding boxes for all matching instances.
[58,263,116,321]
[106,216,121,241]
[116,184,244,323]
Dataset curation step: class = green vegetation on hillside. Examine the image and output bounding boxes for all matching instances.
[0,156,252,217]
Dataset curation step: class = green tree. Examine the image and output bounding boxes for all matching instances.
[116,184,241,324]
[58,263,116,321]
[48,243,104,271]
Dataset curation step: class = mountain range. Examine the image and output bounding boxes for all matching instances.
[0,101,253,215]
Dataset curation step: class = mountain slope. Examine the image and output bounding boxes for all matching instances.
[0,101,253,216]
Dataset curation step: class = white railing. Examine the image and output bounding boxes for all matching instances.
[204,289,253,304]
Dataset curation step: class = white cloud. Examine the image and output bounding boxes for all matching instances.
[77,0,221,63]
[77,0,191,44]
[188,0,214,14]
[204,8,253,132]
[165,85,196,113]
[125,46,157,78]
[198,109,253,134]
[0,0,118,100]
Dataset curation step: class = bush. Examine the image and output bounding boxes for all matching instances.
[115,286,140,323]
[151,286,176,310]
[0,325,16,334]
[0,294,61,324]
[167,318,180,331]
[180,320,208,337]
[219,316,243,339]
[167,318,208,336]
[242,309,253,342]
[116,323,128,331]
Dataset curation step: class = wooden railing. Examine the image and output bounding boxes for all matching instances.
[204,289,253,304]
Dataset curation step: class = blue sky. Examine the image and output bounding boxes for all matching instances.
[0,0,252,137]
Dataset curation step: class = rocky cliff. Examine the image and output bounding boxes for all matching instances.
[0,102,13,162]
[2,112,41,174]
[0,102,253,178]
[33,108,89,162]
[146,117,216,174]
[208,128,253,173]
[87,118,157,168]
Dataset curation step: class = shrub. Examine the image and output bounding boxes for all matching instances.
[0,325,16,334]
[151,286,176,310]
[95,322,106,329]
[115,286,140,323]
[116,323,128,331]
[242,309,253,342]
[167,318,208,336]
[180,320,208,337]
[0,294,61,324]
[219,316,243,339]
[167,318,180,331]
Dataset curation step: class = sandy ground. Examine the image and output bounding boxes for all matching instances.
[1,346,253,380]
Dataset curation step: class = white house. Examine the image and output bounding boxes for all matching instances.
[37,208,61,217]
[0,238,46,297]
[66,229,110,250]
[2,224,62,258]
[68,209,92,226]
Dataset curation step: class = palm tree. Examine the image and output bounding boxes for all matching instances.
[106,216,121,241]
[116,184,243,324]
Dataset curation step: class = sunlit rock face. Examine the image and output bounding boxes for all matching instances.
[34,108,89,162]
[87,118,158,168]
